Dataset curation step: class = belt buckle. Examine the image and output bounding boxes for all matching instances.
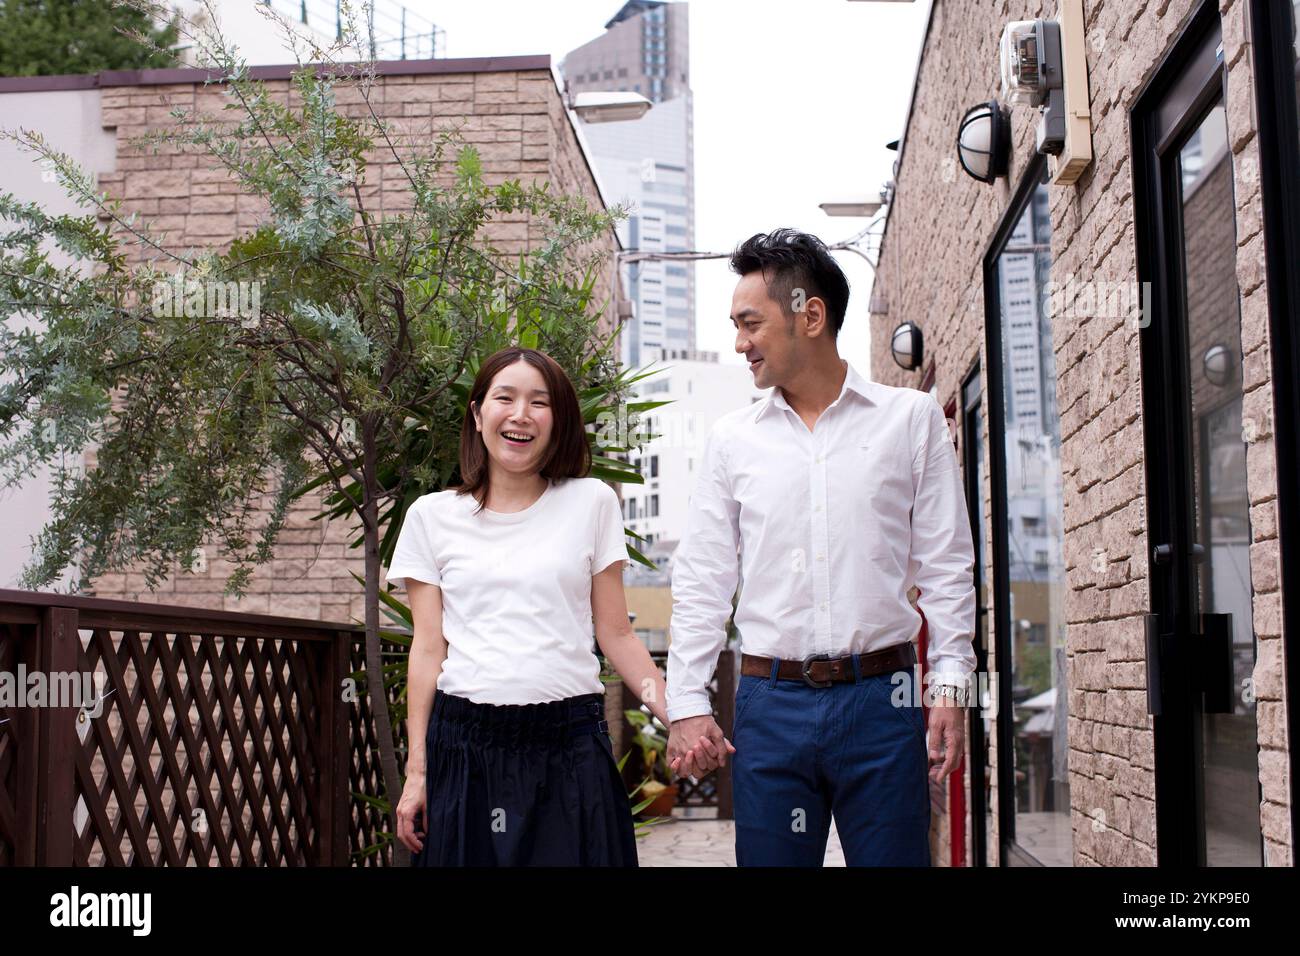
[801,653,833,688]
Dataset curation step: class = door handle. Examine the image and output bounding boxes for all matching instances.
[1145,612,1235,715]
[1152,542,1205,564]
[1198,612,1234,713]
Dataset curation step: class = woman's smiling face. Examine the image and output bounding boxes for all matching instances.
[472,357,554,474]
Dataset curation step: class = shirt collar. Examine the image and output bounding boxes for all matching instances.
[752,358,877,424]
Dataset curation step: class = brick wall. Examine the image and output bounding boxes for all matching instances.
[871,0,1289,865]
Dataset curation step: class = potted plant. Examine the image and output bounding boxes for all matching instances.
[624,707,678,818]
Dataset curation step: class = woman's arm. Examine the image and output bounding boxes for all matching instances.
[404,579,448,777]
[591,561,672,727]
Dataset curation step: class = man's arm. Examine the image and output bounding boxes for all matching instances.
[667,422,741,722]
[908,397,978,699]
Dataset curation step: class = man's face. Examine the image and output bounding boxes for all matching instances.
[731,270,800,390]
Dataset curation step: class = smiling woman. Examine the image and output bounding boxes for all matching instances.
[383,346,718,866]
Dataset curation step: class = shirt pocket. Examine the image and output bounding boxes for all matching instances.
[857,439,885,499]
[857,436,909,491]
[853,436,914,547]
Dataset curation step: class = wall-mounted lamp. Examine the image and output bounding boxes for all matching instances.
[998,0,1092,184]
[957,100,1010,183]
[891,321,923,371]
[567,89,653,123]
[819,199,883,217]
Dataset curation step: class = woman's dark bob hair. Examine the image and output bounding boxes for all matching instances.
[456,347,592,515]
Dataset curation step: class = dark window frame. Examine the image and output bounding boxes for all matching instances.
[961,360,990,868]
[1247,0,1300,858]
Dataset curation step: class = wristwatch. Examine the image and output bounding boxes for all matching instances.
[932,683,969,706]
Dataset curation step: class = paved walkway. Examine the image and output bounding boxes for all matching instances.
[634,810,845,866]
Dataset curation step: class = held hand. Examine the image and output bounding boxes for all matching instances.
[396,771,427,854]
[926,699,965,784]
[667,714,735,779]
[676,734,736,780]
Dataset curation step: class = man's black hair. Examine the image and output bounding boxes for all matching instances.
[728,228,850,337]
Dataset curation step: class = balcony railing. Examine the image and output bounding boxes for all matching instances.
[0,589,404,866]
[0,589,737,865]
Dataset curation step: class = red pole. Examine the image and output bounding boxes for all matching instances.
[917,606,967,867]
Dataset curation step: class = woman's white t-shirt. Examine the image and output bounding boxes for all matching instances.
[384,476,628,705]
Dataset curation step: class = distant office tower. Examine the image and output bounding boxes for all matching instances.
[561,1,695,367]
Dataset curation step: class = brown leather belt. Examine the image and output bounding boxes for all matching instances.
[741,640,917,688]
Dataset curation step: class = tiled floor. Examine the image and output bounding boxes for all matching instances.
[633,810,846,866]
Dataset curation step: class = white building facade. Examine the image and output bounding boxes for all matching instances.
[621,351,765,585]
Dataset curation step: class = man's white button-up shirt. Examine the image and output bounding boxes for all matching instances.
[666,358,977,721]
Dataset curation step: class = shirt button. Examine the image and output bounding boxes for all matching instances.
[820,602,827,611]
[814,504,822,512]
[815,455,824,463]
[817,554,824,561]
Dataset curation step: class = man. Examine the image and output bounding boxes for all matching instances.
[665,229,977,866]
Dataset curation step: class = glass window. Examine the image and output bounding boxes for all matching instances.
[1177,99,1259,866]
[991,179,1072,866]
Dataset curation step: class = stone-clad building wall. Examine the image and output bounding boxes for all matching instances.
[870,0,1289,865]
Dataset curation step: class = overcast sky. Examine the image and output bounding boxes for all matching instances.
[418,0,930,373]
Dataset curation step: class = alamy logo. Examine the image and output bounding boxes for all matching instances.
[0,666,106,717]
[49,886,151,936]
[151,269,260,323]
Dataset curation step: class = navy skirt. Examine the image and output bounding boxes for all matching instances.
[411,688,639,867]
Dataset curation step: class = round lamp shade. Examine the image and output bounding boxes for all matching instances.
[891,321,923,371]
[957,100,1010,183]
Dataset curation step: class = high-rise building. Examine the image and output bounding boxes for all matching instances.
[561,1,695,368]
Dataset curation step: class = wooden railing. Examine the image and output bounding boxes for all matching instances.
[0,590,407,866]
